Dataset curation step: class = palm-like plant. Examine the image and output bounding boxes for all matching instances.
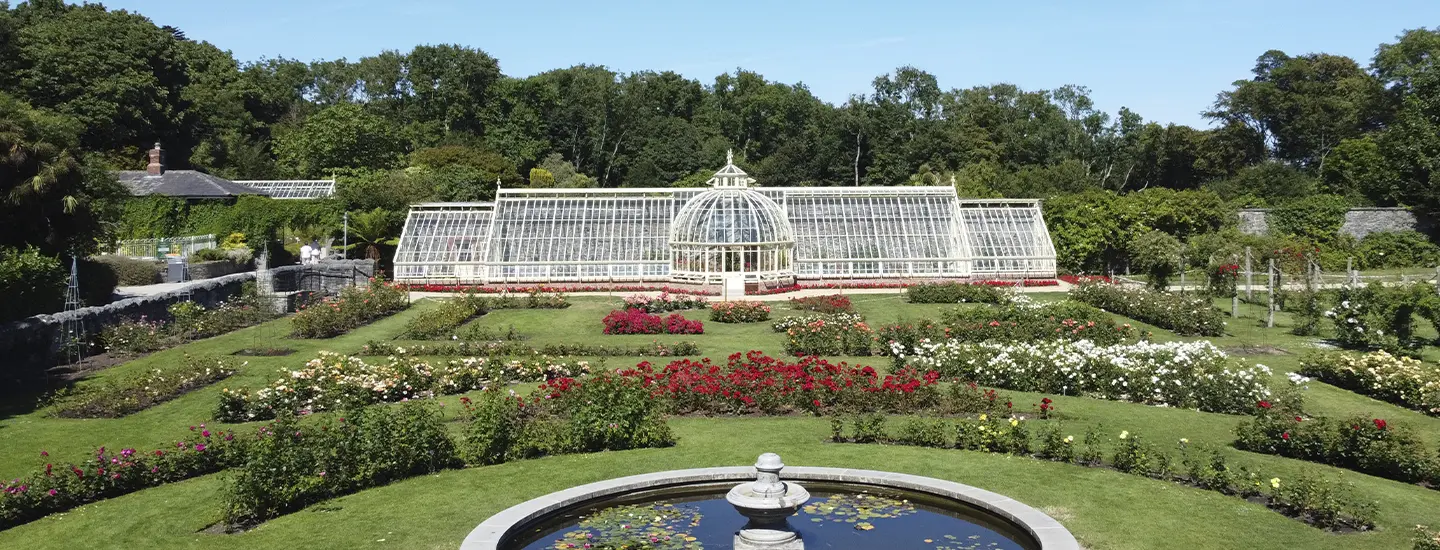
[346,208,400,260]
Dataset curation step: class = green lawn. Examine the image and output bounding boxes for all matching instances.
[2,293,1440,549]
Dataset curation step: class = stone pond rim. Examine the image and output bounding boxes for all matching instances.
[460,462,1081,550]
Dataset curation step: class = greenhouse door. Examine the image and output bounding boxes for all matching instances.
[724,273,745,298]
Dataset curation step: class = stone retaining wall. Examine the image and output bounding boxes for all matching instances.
[0,259,377,391]
[0,272,254,390]
[1237,207,1430,239]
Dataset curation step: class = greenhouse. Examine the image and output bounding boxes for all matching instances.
[394,153,1056,291]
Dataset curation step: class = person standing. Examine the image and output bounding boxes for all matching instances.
[299,241,313,266]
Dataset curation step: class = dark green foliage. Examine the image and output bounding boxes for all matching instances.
[0,246,65,322]
[850,413,887,444]
[893,418,950,448]
[1356,231,1440,269]
[223,403,458,526]
[190,248,229,262]
[459,374,674,465]
[75,258,118,306]
[1129,230,1183,290]
[1271,194,1352,243]
[93,255,161,286]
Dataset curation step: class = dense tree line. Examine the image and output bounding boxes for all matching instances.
[3,0,1440,271]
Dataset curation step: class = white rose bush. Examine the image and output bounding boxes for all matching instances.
[1299,350,1440,416]
[894,339,1271,413]
[216,351,592,421]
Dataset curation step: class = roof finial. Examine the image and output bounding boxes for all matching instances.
[726,149,734,166]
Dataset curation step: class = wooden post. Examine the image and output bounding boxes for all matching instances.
[1244,247,1253,300]
[1267,259,1276,328]
[1346,257,1353,283]
[1232,254,1239,318]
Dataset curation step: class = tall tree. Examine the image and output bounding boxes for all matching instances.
[1206,51,1384,172]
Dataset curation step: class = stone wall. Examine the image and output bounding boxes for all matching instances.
[269,260,378,293]
[1237,207,1430,239]
[0,259,376,391]
[189,259,253,280]
[0,272,254,390]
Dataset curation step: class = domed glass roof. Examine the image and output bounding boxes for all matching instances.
[670,153,794,245]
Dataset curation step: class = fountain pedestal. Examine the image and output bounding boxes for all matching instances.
[726,453,810,550]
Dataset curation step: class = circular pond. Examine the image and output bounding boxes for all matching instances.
[512,481,1036,550]
[461,464,1078,550]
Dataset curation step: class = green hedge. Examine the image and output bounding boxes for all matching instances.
[93,255,161,286]
[0,247,65,322]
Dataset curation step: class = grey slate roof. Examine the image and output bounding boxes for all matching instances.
[116,170,264,198]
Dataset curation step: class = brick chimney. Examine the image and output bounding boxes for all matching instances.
[146,142,164,176]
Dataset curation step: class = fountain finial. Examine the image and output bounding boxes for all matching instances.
[727,453,810,548]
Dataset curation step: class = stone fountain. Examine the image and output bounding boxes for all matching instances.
[725,453,810,549]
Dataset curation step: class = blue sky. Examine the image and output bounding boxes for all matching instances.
[105,0,1438,127]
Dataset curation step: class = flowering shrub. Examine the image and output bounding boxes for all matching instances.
[940,299,1142,346]
[0,427,244,530]
[788,294,853,314]
[463,374,674,465]
[223,402,457,526]
[99,316,166,354]
[613,351,1018,417]
[46,356,239,418]
[1235,407,1439,485]
[623,292,708,313]
[214,351,592,421]
[1299,350,1440,416]
[709,301,771,323]
[601,309,704,335]
[167,295,276,340]
[772,312,865,333]
[1418,525,1440,550]
[784,315,878,356]
[1326,282,1440,353]
[404,292,488,339]
[1070,281,1225,336]
[906,282,1010,304]
[896,339,1272,414]
[290,279,409,338]
[844,422,1375,531]
[1206,263,1239,298]
[101,294,279,355]
[361,340,700,358]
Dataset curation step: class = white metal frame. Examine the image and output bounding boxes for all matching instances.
[393,159,1057,285]
[235,180,337,199]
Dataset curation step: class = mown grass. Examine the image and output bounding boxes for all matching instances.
[1,292,1439,550]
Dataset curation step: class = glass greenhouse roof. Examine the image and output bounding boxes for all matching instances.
[395,188,1057,283]
[234,180,336,199]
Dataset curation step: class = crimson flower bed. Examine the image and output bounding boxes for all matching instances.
[604,351,1020,416]
[602,309,704,335]
[788,294,853,314]
[1059,274,1113,285]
